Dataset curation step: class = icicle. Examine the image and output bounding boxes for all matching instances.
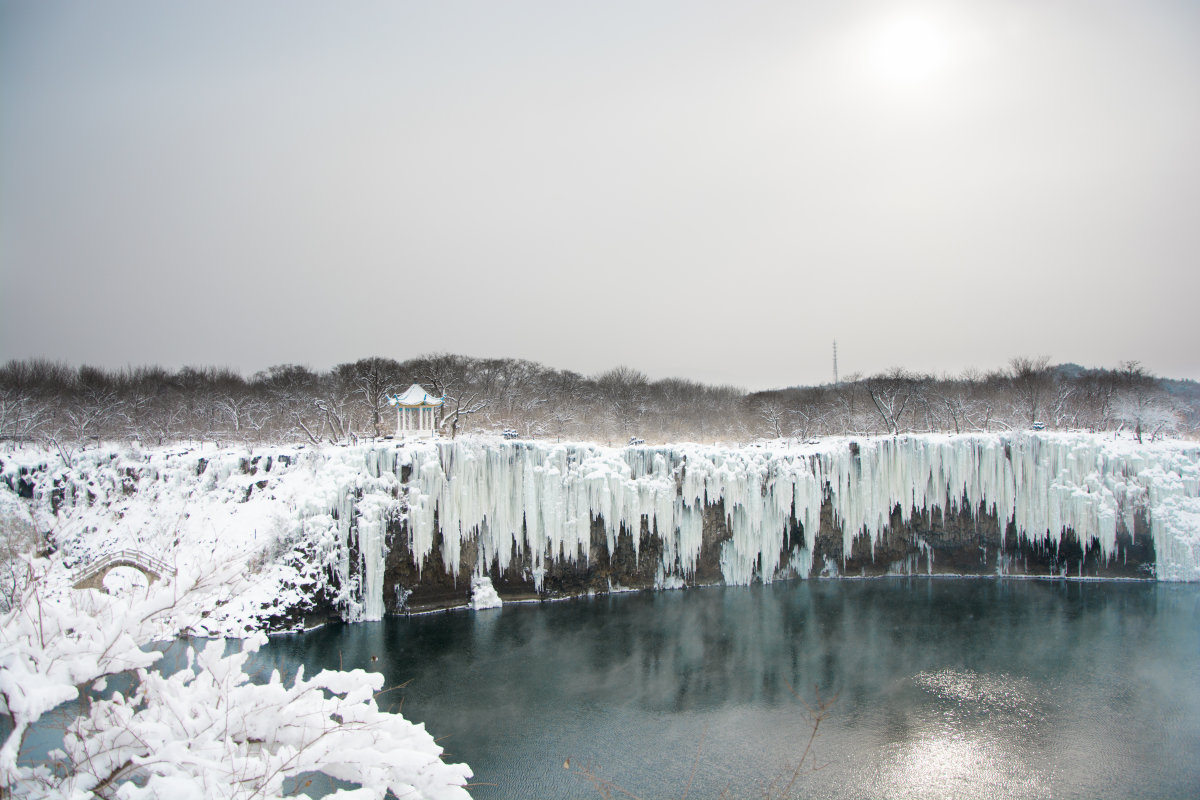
[394,435,1200,587]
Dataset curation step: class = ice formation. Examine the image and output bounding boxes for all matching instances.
[469,576,503,610]
[1,433,1197,633]
[401,434,1200,587]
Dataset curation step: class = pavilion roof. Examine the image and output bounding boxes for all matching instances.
[389,384,445,408]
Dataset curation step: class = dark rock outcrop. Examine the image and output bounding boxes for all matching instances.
[380,495,1156,613]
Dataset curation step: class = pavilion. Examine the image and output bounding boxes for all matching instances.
[387,384,444,438]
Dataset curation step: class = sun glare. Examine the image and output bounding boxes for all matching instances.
[867,17,950,86]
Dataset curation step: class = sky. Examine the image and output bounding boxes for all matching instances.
[2,0,1198,390]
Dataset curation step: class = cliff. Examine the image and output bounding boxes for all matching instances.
[2,433,1197,633]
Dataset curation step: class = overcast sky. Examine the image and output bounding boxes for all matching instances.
[2,0,1197,390]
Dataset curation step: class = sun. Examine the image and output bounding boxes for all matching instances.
[866,17,951,86]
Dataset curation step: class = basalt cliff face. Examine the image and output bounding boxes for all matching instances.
[3,434,1197,631]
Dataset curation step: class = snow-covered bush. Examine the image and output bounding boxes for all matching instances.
[0,560,472,799]
[1,560,173,787]
[48,635,472,800]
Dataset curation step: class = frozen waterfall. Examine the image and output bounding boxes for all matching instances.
[6,432,1197,633]
[403,434,1200,588]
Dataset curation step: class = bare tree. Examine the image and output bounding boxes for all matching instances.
[930,376,972,434]
[827,373,870,435]
[335,358,405,438]
[865,369,924,435]
[252,364,323,443]
[1,354,1198,445]
[1071,368,1125,431]
[539,369,588,440]
[58,365,128,445]
[0,388,47,443]
[752,397,789,439]
[788,406,826,441]
[477,358,543,429]
[595,366,649,441]
[314,394,356,444]
[1008,355,1054,428]
[214,393,271,438]
[411,354,490,439]
[146,404,188,447]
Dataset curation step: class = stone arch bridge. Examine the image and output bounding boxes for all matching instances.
[72,550,176,591]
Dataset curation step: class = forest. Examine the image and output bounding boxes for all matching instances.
[1,354,1196,449]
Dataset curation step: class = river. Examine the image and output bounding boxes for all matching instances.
[254,578,1200,799]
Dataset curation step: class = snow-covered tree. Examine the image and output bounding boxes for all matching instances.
[1112,362,1179,442]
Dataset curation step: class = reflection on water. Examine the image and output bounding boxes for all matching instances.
[257,580,1200,799]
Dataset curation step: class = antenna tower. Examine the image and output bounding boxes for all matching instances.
[833,340,839,385]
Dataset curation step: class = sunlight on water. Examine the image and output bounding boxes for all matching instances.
[866,669,1052,799]
[876,732,1046,799]
[913,668,1043,712]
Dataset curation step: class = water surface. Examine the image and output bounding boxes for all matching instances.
[258,579,1200,799]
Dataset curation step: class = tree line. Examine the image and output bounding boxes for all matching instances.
[0,354,1195,450]
[750,357,1194,444]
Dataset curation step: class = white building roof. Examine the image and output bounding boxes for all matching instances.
[389,384,445,408]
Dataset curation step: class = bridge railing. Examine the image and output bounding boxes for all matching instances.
[72,549,177,585]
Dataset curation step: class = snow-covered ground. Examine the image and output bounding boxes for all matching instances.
[2,443,397,636]
[2,433,1198,639]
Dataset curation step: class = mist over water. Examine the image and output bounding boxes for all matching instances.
[258,580,1200,799]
